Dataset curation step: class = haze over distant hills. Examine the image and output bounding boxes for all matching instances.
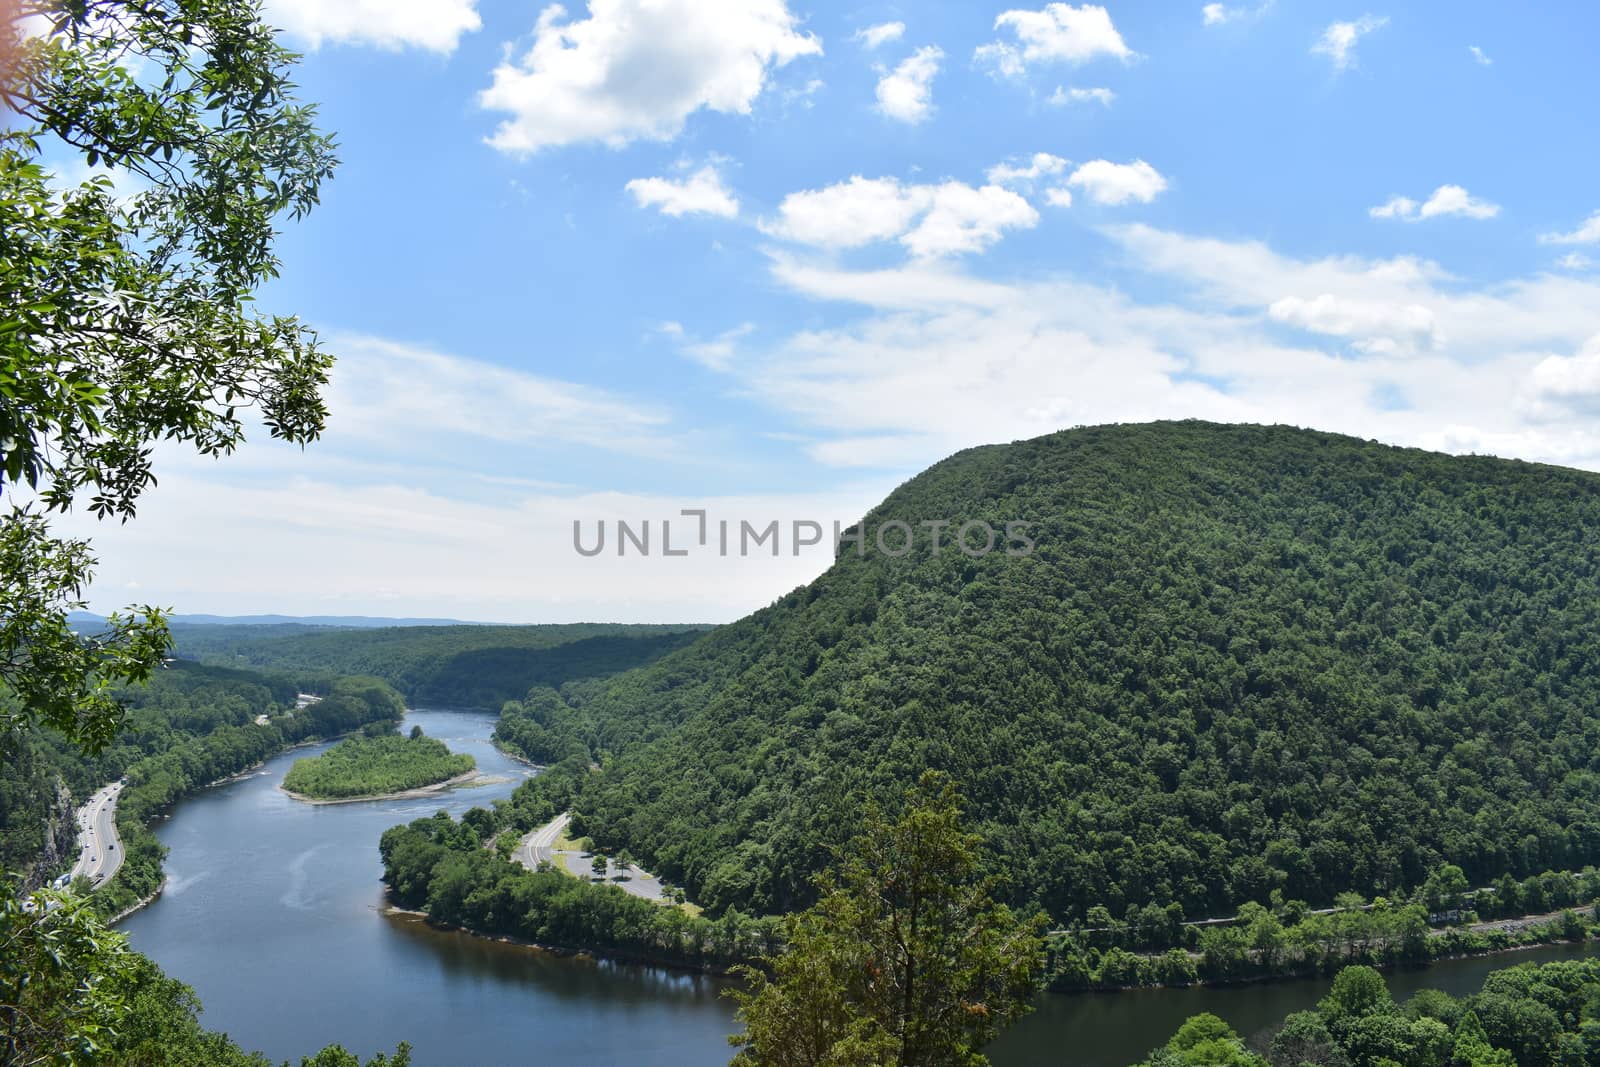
[67,612,479,629]
[166,621,710,711]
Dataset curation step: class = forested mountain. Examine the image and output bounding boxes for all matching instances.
[515,421,1600,926]
[174,623,707,709]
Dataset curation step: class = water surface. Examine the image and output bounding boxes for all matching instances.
[122,709,736,1065]
[124,707,1598,1066]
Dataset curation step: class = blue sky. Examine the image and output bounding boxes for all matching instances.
[58,1,1600,622]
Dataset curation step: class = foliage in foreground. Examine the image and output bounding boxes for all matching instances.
[282,730,474,800]
[1,0,336,751]
[1133,957,1600,1067]
[728,773,1044,1067]
[1,882,410,1066]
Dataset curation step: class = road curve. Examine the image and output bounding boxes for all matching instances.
[68,781,125,889]
[515,812,571,870]
[513,812,667,903]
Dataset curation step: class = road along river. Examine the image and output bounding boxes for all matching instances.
[69,780,125,888]
[121,707,1600,1066]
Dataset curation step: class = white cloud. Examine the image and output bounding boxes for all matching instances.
[323,336,673,455]
[1312,15,1388,71]
[264,0,481,53]
[71,224,1600,622]
[479,0,821,154]
[986,152,1069,187]
[1066,159,1167,205]
[975,3,1133,78]
[625,165,740,218]
[1369,195,1417,220]
[1541,212,1600,246]
[64,471,892,623]
[45,157,149,208]
[1469,45,1492,66]
[1526,330,1600,409]
[784,78,826,107]
[903,183,1040,258]
[1557,253,1594,271]
[1201,1,1274,27]
[875,46,943,124]
[664,322,756,370]
[854,21,905,49]
[1419,185,1499,219]
[762,175,1038,258]
[762,177,930,249]
[1370,185,1499,222]
[736,226,1600,480]
[1044,187,1074,208]
[1268,294,1437,348]
[1048,85,1115,106]
[1109,222,1600,358]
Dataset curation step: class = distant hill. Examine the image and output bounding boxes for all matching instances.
[172,622,711,710]
[527,421,1600,924]
[68,612,476,628]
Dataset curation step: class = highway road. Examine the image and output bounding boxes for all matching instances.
[515,811,571,869]
[68,781,125,889]
[514,812,667,903]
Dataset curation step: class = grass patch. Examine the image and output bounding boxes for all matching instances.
[553,827,592,852]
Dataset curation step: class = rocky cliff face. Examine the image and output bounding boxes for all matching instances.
[19,779,78,893]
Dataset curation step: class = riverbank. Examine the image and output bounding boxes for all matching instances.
[1048,906,1598,994]
[281,768,482,805]
[89,696,406,920]
[491,739,545,769]
[379,901,739,976]
[106,877,165,927]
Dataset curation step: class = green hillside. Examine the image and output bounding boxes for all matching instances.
[517,421,1600,925]
[174,623,709,709]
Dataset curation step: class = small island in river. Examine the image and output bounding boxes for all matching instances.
[281,727,478,803]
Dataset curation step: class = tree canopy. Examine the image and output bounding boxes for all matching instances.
[171,622,707,710]
[505,421,1600,926]
[1135,958,1600,1067]
[0,2,355,1061]
[729,773,1044,1067]
[1,0,336,749]
[282,732,475,800]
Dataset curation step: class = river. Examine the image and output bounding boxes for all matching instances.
[123,708,1600,1066]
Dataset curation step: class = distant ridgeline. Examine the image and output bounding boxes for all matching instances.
[171,623,710,710]
[501,421,1600,928]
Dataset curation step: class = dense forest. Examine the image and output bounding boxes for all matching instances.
[1045,867,1600,991]
[282,730,476,799]
[174,623,707,708]
[0,661,405,911]
[379,810,779,970]
[1133,958,1600,1067]
[496,422,1600,932]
